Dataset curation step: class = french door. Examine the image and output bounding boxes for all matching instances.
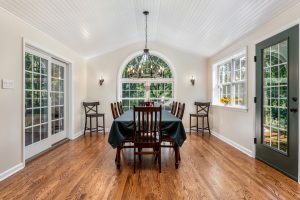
[255,25,299,180]
[24,48,67,159]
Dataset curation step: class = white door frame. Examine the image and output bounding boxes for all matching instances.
[22,38,74,165]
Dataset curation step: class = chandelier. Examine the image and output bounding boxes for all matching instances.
[127,11,164,78]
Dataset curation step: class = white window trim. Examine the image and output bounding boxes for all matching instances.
[212,48,248,111]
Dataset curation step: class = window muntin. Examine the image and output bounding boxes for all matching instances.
[150,82,173,104]
[213,50,247,108]
[122,83,145,111]
[263,40,288,153]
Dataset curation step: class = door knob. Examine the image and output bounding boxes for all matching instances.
[290,108,298,113]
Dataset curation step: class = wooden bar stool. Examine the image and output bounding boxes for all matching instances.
[83,102,105,136]
[189,102,211,135]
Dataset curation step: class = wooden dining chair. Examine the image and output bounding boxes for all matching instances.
[190,102,211,135]
[133,106,162,173]
[176,103,185,120]
[161,102,185,168]
[83,102,105,136]
[117,101,124,115]
[111,102,133,169]
[111,103,119,119]
[171,101,178,115]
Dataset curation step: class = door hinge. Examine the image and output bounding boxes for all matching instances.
[254,56,257,62]
[254,97,257,103]
[254,138,257,144]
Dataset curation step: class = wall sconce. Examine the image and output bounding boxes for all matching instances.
[99,76,104,86]
[190,76,195,86]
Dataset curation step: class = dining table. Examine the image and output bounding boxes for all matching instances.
[108,110,187,149]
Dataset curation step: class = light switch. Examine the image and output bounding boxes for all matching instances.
[2,79,14,89]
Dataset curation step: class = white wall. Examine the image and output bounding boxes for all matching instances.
[207,4,300,157]
[86,42,208,129]
[0,8,86,175]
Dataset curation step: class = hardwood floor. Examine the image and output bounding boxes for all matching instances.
[1,133,300,200]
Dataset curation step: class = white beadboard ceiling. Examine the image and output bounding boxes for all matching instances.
[0,0,299,58]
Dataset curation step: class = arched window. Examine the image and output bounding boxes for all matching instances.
[120,54,174,111]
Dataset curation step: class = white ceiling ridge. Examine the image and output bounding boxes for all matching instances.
[86,40,207,61]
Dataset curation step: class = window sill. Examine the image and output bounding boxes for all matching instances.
[212,104,248,112]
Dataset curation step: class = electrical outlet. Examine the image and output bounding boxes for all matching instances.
[2,79,14,89]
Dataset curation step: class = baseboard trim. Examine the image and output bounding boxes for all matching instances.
[0,163,24,182]
[71,130,84,140]
[211,130,254,158]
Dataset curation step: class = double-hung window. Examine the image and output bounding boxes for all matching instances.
[213,49,247,109]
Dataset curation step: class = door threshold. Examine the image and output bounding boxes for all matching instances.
[25,138,69,164]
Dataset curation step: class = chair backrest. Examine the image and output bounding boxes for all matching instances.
[133,106,162,143]
[176,103,185,120]
[83,102,99,115]
[111,103,119,119]
[117,101,124,115]
[139,101,154,107]
[195,102,210,115]
[171,101,178,115]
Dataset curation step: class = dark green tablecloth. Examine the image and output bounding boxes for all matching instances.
[108,110,186,148]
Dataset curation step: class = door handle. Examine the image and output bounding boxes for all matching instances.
[290,108,298,113]
[292,97,298,102]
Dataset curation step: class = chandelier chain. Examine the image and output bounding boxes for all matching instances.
[145,12,148,49]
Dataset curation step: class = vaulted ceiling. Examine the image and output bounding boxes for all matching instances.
[0,0,299,58]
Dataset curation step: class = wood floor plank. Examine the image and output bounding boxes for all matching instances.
[1,133,300,200]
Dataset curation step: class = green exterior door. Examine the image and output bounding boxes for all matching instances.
[255,25,299,180]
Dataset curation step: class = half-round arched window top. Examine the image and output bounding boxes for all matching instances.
[122,55,173,78]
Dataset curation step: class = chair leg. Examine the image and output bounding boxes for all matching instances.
[116,146,121,169]
[159,146,161,173]
[178,147,181,161]
[207,116,211,135]
[84,116,87,135]
[96,116,98,133]
[202,116,204,135]
[134,145,136,173]
[103,115,105,135]
[138,146,142,163]
[189,115,192,134]
[175,145,179,169]
[196,117,199,134]
[90,116,92,137]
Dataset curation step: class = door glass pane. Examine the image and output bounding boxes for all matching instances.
[262,40,288,154]
[25,128,32,146]
[24,52,49,146]
[33,125,41,143]
[51,62,65,135]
